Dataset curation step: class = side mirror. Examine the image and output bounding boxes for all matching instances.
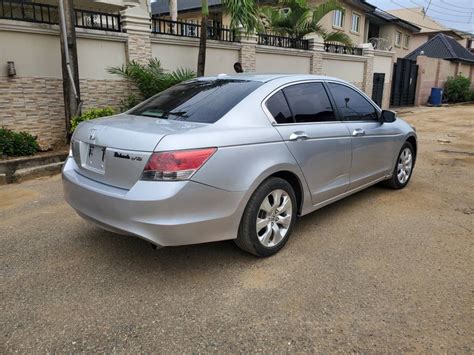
[380,110,396,123]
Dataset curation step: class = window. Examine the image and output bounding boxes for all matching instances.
[283,83,336,123]
[328,83,378,121]
[395,31,402,47]
[404,34,410,48]
[351,13,360,33]
[265,90,293,124]
[333,9,344,28]
[131,79,263,124]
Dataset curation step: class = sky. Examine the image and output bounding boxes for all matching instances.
[368,0,474,33]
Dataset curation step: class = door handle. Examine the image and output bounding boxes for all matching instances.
[352,128,366,137]
[289,131,308,141]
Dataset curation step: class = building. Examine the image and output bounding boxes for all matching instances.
[366,8,421,58]
[387,7,473,53]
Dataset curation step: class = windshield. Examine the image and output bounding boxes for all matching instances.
[131,79,263,123]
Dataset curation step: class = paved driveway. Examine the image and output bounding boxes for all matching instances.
[1,105,473,353]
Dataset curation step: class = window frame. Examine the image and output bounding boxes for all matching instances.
[262,80,341,126]
[325,80,382,122]
[351,11,361,34]
[395,31,402,47]
[332,9,344,29]
[403,34,410,49]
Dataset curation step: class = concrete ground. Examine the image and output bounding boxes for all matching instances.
[1,105,473,353]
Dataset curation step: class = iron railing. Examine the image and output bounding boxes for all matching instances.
[75,9,120,32]
[0,0,58,24]
[0,0,121,32]
[324,42,363,55]
[152,18,235,42]
[257,33,309,50]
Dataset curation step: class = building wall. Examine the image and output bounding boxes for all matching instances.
[415,56,474,105]
[151,36,240,75]
[373,50,395,109]
[0,21,131,149]
[313,0,367,45]
[256,48,311,74]
[378,23,412,59]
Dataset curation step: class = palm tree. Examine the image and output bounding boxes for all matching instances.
[169,0,178,21]
[261,0,353,45]
[197,0,262,76]
[108,58,195,99]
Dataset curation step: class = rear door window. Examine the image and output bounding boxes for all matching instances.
[328,83,379,121]
[265,90,293,124]
[282,83,336,123]
[131,79,263,123]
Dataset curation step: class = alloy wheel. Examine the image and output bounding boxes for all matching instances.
[256,189,293,248]
[397,147,413,184]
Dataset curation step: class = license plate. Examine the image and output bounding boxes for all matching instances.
[85,144,106,173]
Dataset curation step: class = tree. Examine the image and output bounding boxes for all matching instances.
[261,0,352,45]
[197,0,262,76]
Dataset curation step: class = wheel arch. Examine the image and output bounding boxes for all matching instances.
[267,170,305,215]
[406,135,417,159]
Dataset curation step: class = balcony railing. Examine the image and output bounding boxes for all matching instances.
[0,0,58,24]
[324,42,363,56]
[0,0,121,32]
[257,33,309,50]
[152,18,235,42]
[75,9,120,32]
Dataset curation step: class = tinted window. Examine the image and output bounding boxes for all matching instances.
[283,83,336,123]
[265,90,293,124]
[328,83,379,121]
[131,79,263,123]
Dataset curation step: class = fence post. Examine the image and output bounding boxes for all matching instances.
[307,34,325,75]
[238,29,257,73]
[120,4,152,65]
[360,43,374,96]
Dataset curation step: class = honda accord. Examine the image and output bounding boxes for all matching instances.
[63,74,417,256]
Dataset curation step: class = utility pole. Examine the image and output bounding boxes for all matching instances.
[59,0,81,140]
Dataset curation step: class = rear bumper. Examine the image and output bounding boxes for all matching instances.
[62,157,246,246]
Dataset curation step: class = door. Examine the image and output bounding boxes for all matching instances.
[390,58,418,106]
[265,82,352,205]
[327,82,399,188]
[371,73,385,107]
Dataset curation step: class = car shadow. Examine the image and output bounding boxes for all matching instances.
[77,183,391,274]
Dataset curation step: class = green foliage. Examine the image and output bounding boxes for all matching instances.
[222,0,263,33]
[261,0,352,44]
[444,75,472,103]
[0,127,39,157]
[119,94,139,112]
[108,59,195,99]
[70,107,114,132]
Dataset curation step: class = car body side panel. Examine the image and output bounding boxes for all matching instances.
[274,123,352,205]
[345,121,404,189]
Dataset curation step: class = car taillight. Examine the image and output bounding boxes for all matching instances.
[141,148,217,181]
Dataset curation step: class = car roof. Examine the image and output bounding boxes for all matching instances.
[198,73,347,84]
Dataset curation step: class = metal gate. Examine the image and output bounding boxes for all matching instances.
[390,58,418,107]
[372,73,385,107]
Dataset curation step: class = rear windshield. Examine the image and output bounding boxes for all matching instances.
[130,79,263,123]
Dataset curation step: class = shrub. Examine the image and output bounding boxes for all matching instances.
[119,94,139,112]
[108,59,195,99]
[70,107,114,132]
[0,127,40,157]
[444,75,471,103]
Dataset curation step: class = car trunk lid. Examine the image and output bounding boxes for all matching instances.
[71,114,205,189]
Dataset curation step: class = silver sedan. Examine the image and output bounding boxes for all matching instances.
[63,74,417,256]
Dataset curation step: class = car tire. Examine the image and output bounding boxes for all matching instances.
[384,141,415,189]
[235,177,297,257]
